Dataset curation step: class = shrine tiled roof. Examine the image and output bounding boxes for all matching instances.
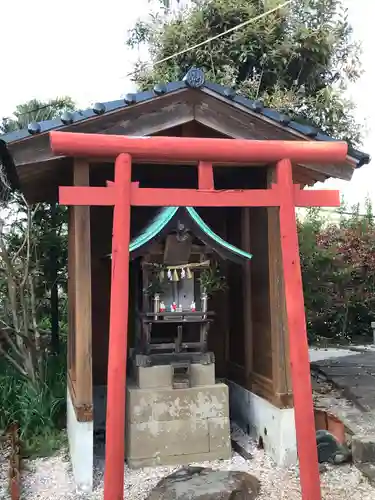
[0,67,370,169]
[129,206,252,263]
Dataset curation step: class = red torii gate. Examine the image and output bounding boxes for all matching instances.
[51,131,346,500]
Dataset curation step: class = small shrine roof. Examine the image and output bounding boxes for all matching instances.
[0,67,370,203]
[130,206,252,264]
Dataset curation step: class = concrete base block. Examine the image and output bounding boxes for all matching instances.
[190,363,215,386]
[67,388,93,492]
[228,380,297,467]
[137,365,173,389]
[134,363,215,389]
[127,448,231,469]
[126,382,231,467]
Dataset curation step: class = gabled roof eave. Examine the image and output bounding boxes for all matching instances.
[1,67,370,173]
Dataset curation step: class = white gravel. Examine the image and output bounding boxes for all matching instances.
[0,438,11,499]
[6,442,373,500]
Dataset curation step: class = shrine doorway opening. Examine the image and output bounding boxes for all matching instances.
[88,164,277,460]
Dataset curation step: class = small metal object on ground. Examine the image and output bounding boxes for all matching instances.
[230,423,254,461]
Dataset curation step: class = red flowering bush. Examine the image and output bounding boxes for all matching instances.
[299,202,375,343]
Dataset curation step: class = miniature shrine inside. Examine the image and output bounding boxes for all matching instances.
[123,205,253,469]
[0,68,370,500]
[131,205,252,362]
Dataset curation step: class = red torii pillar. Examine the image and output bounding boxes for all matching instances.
[52,131,346,500]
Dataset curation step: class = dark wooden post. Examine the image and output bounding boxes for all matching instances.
[241,207,253,388]
[72,159,92,407]
[267,168,292,406]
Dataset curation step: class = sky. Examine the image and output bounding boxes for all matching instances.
[1,0,373,207]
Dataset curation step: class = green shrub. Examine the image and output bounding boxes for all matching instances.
[0,346,66,456]
[299,201,375,344]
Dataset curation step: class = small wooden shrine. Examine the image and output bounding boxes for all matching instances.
[125,206,252,467]
[0,67,370,500]
[131,206,251,364]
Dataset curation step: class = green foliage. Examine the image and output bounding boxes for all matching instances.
[199,263,227,296]
[3,194,68,323]
[0,97,72,455]
[1,97,76,133]
[0,344,67,456]
[299,200,375,343]
[128,0,362,145]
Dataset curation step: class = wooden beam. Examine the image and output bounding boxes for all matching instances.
[294,187,340,207]
[134,187,281,207]
[104,154,132,500]
[50,131,348,164]
[267,168,292,405]
[198,161,214,190]
[60,186,116,206]
[68,372,93,422]
[60,183,341,209]
[72,159,92,406]
[241,207,253,388]
[67,207,76,381]
[277,158,321,500]
[60,185,280,207]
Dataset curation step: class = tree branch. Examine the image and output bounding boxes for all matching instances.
[0,345,27,378]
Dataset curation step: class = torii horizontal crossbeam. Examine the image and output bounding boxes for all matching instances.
[59,184,340,208]
[50,131,348,164]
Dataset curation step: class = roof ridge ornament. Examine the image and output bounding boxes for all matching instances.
[61,111,74,125]
[124,93,137,105]
[27,122,41,135]
[183,67,205,89]
[153,83,167,95]
[93,102,106,115]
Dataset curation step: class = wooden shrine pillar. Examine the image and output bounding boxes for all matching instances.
[68,159,93,412]
[241,207,253,388]
[267,168,292,407]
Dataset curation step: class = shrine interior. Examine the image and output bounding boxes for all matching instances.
[88,159,279,459]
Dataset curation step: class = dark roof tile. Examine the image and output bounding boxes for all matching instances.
[0,67,370,167]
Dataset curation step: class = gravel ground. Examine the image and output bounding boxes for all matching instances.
[0,438,11,499]
[1,375,374,499]
[0,442,370,500]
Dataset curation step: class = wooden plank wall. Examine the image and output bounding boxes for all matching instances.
[226,207,246,386]
[249,207,274,398]
[224,202,292,408]
[197,207,228,378]
[242,208,253,388]
[87,159,292,408]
